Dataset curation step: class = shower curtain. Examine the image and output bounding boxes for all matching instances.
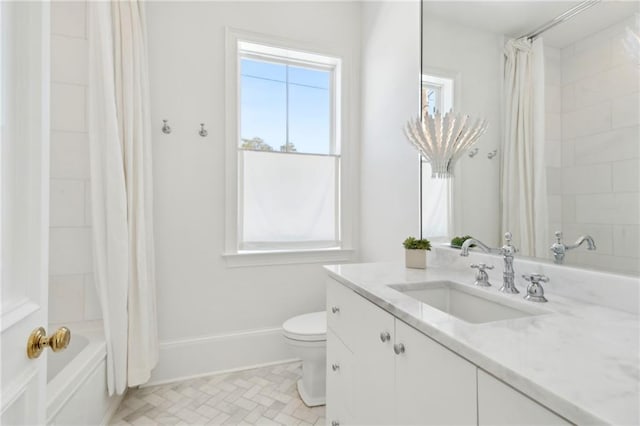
[501,38,548,257]
[88,1,158,395]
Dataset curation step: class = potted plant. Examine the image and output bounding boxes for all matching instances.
[403,237,432,269]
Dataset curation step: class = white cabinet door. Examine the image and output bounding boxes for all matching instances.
[351,296,396,425]
[326,330,355,426]
[1,2,50,424]
[395,320,477,425]
[478,370,570,426]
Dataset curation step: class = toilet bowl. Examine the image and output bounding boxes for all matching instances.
[282,311,326,407]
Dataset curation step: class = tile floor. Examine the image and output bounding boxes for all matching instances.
[110,361,326,425]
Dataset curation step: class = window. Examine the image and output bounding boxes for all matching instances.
[421,73,455,239]
[224,31,354,265]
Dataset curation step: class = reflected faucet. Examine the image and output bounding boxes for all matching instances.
[461,232,519,294]
[550,231,596,264]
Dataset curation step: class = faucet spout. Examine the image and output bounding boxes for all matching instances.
[460,238,496,256]
[568,235,596,251]
[550,231,596,264]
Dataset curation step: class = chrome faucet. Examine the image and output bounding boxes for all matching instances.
[461,232,519,294]
[549,231,596,264]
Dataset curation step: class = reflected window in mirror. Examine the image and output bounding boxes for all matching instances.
[421,73,454,240]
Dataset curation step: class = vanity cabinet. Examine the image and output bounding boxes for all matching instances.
[477,370,569,425]
[326,278,477,425]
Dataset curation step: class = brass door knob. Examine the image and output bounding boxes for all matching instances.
[27,326,71,359]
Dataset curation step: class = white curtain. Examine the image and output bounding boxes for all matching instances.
[501,38,548,257]
[88,1,158,395]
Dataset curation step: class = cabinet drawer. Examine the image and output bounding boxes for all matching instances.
[326,278,362,347]
[326,329,354,426]
[478,370,570,425]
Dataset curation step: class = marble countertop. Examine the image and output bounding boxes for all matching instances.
[324,262,640,425]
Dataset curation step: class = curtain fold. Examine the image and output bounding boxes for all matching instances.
[88,0,158,395]
[500,38,548,257]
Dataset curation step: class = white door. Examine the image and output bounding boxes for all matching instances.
[1,2,51,424]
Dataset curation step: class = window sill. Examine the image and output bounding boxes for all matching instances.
[222,248,355,268]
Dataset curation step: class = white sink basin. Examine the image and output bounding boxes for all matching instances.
[389,281,548,324]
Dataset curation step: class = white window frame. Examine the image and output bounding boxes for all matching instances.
[223,28,355,267]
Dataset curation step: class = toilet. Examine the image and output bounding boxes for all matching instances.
[282,311,327,407]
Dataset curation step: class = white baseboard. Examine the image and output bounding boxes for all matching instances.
[145,327,296,387]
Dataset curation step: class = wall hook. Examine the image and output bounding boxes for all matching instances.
[199,123,208,137]
[468,148,479,158]
[162,119,171,134]
[487,149,498,159]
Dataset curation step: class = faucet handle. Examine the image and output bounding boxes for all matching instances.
[522,273,549,303]
[554,231,563,243]
[470,263,493,287]
[470,263,494,271]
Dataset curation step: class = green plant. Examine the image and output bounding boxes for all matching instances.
[451,235,475,248]
[403,237,432,251]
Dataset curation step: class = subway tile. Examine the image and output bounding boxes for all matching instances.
[545,84,562,114]
[561,84,576,112]
[613,224,640,259]
[49,274,85,323]
[562,195,576,224]
[573,71,611,109]
[561,141,575,168]
[84,274,103,320]
[612,92,640,129]
[613,159,640,193]
[545,113,561,141]
[608,65,640,99]
[50,131,90,179]
[566,250,640,275]
[85,182,92,226]
[545,141,561,168]
[49,227,93,275]
[51,35,88,85]
[572,126,639,165]
[562,164,612,195]
[51,83,86,132]
[548,195,562,224]
[562,41,611,84]
[562,103,612,140]
[575,193,639,225]
[546,167,562,195]
[51,1,86,39]
[50,179,85,227]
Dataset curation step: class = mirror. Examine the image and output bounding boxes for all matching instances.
[420,1,640,275]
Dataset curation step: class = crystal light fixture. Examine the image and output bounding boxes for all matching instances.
[404,92,489,178]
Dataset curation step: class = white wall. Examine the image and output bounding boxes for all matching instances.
[421,16,503,247]
[360,1,421,262]
[559,15,640,274]
[145,1,362,383]
[49,1,102,325]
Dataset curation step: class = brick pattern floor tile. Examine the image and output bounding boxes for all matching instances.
[110,362,326,426]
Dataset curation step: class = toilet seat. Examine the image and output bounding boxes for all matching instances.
[282,311,326,342]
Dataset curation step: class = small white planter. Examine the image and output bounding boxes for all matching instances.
[405,249,428,269]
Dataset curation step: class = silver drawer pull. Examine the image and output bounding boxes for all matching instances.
[379,331,391,342]
[331,363,340,372]
[331,306,340,314]
[394,343,405,355]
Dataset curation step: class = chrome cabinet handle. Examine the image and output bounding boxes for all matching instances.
[331,363,340,372]
[379,331,391,342]
[393,343,405,355]
[331,306,340,314]
[331,421,340,426]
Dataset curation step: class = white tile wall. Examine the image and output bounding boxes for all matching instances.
[555,15,640,274]
[49,1,101,324]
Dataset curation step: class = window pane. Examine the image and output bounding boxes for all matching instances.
[241,150,337,249]
[288,65,330,89]
[241,58,286,82]
[240,75,286,150]
[288,84,331,154]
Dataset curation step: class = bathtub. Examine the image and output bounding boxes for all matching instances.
[47,324,123,425]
